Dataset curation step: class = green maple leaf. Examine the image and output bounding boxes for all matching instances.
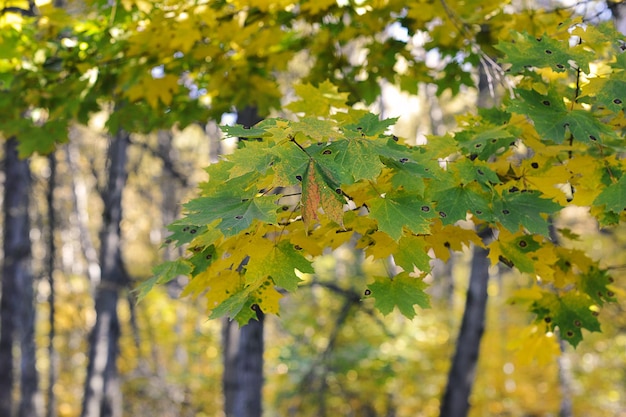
[509,89,614,144]
[394,236,431,272]
[183,195,278,237]
[17,118,68,157]
[453,159,500,187]
[271,141,311,186]
[531,291,601,347]
[316,137,386,183]
[209,288,252,323]
[496,31,593,73]
[579,267,616,305]
[494,190,561,236]
[164,223,207,247]
[245,241,315,291]
[593,173,626,214]
[136,260,192,302]
[455,124,520,160]
[188,245,217,277]
[587,78,626,113]
[368,193,436,241]
[220,124,269,139]
[488,234,542,273]
[367,272,430,318]
[432,184,493,224]
[344,113,398,137]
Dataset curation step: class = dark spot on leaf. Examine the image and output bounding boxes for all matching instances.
[357,126,363,130]
[294,245,303,250]
[322,149,332,155]
[241,198,249,202]
[542,100,551,106]
[607,290,615,297]
[424,168,430,171]
[531,162,539,169]
[509,186,519,193]
[364,289,371,296]
[613,98,622,104]
[597,291,603,297]
[392,135,399,142]
[518,239,527,248]
[475,210,483,215]
[475,143,482,148]
[399,157,409,163]
[190,228,197,234]
[444,241,451,248]
[182,227,189,232]
[193,247,202,252]
[421,205,430,212]
[258,188,266,194]
[165,239,172,244]
[545,49,553,54]
[296,175,303,181]
[281,206,290,211]
[502,209,511,215]
[439,211,447,218]
[566,330,574,337]
[608,277,614,283]
[490,139,498,143]
[205,254,212,260]
[556,64,565,69]
[544,317,551,323]
[477,169,484,175]
[574,320,582,327]
[536,37,542,41]
[235,215,244,220]
[469,154,478,160]
[592,311,599,316]
[335,188,342,194]
[589,135,597,141]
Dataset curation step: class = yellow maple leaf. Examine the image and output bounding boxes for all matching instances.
[425,221,484,262]
[250,279,282,315]
[507,324,560,366]
[126,73,180,108]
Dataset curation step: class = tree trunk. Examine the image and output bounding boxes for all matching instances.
[0,137,42,417]
[81,130,129,417]
[46,153,58,417]
[222,107,264,417]
[440,243,490,417]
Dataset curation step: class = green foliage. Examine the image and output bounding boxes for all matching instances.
[147,19,626,348]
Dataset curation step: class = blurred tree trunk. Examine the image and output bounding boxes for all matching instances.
[222,107,264,417]
[46,152,58,417]
[81,130,130,417]
[440,239,490,417]
[0,137,42,417]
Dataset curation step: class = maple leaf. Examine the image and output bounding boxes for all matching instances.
[286,80,349,116]
[455,124,520,160]
[432,184,493,224]
[137,259,192,302]
[578,267,616,306]
[593,173,626,214]
[394,235,431,272]
[301,159,345,228]
[496,31,594,73]
[368,193,436,241]
[245,241,315,292]
[530,291,601,348]
[508,89,615,144]
[493,190,561,236]
[183,195,278,238]
[367,272,430,319]
[487,229,541,273]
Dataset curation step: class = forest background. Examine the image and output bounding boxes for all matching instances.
[1,0,626,417]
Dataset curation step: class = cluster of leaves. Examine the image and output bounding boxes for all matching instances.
[149,20,625,347]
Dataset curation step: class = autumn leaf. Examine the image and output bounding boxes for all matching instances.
[137,260,192,302]
[394,235,431,272]
[367,272,430,319]
[301,159,345,228]
[245,240,315,292]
